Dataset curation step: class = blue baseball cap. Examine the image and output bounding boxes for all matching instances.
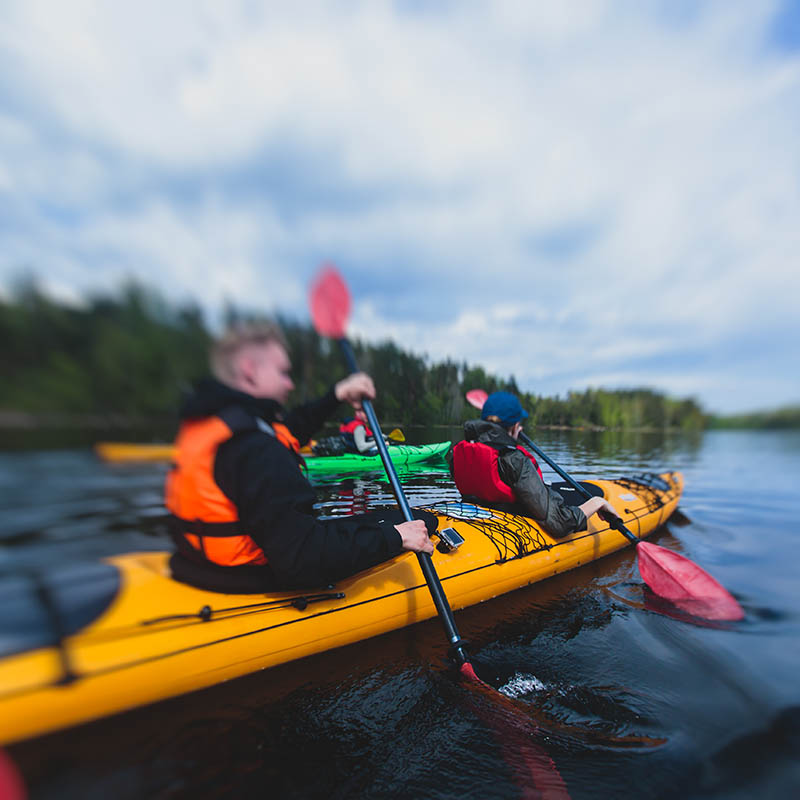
[481,391,529,427]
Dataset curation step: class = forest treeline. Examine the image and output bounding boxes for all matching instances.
[707,406,800,430]
[0,279,764,431]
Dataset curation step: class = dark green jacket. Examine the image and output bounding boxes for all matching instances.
[450,419,587,539]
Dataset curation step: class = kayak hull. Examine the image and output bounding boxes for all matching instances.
[0,472,683,745]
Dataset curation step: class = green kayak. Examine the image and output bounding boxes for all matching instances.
[96,440,452,476]
[304,441,451,475]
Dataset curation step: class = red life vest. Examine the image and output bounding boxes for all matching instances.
[339,418,374,438]
[452,440,543,504]
[165,408,301,567]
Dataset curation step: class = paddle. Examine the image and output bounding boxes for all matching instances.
[310,265,571,799]
[388,428,406,443]
[465,389,744,621]
[0,749,25,800]
[311,264,470,667]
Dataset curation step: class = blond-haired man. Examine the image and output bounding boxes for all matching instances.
[165,322,435,592]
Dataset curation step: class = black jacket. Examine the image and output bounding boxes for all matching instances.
[174,378,418,589]
[451,419,587,538]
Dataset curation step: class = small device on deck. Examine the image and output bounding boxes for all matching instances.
[436,527,465,553]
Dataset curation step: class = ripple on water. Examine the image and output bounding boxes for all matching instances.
[499,672,548,699]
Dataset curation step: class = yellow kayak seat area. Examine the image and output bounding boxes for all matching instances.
[168,552,282,595]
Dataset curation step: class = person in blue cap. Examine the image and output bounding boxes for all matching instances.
[450,391,618,538]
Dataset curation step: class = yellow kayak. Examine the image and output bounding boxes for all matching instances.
[95,442,319,459]
[94,442,177,462]
[0,472,683,745]
[96,441,325,459]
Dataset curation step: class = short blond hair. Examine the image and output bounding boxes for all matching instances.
[210,321,288,384]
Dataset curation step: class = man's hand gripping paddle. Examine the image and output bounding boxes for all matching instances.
[311,265,571,799]
[465,389,744,622]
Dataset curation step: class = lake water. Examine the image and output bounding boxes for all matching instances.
[1,428,799,798]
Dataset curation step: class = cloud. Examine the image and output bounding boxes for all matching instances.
[0,0,798,413]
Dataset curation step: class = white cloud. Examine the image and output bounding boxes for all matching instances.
[0,0,798,413]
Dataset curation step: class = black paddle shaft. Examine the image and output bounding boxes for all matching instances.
[519,432,638,545]
[338,339,469,664]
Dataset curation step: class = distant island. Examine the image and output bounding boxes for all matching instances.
[1,278,796,431]
[708,407,800,430]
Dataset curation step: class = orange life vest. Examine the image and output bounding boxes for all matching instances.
[165,407,301,567]
[452,440,543,505]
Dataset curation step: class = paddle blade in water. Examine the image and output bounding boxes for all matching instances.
[459,660,489,686]
[637,541,744,621]
[310,263,351,338]
[466,389,488,410]
[459,662,571,799]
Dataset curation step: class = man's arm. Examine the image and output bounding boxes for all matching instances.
[284,388,340,446]
[353,425,376,453]
[215,432,430,590]
[499,451,587,538]
[284,372,377,446]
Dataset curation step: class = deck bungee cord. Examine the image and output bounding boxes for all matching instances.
[434,471,680,564]
[140,591,346,625]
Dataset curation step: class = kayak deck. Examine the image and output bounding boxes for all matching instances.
[303,440,451,473]
[0,472,683,745]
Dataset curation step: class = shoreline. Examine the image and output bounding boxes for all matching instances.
[0,411,713,434]
[3,411,795,433]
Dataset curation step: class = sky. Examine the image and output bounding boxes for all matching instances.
[1,1,798,414]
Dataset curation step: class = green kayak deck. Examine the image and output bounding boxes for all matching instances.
[304,441,451,474]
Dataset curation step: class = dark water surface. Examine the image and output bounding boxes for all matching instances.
[2,428,799,799]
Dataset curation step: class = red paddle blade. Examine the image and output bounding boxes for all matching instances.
[466,389,488,410]
[637,541,744,621]
[460,663,571,799]
[0,749,26,800]
[460,660,490,686]
[310,262,351,338]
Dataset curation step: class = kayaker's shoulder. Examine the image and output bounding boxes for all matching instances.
[215,424,296,477]
[496,446,528,480]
